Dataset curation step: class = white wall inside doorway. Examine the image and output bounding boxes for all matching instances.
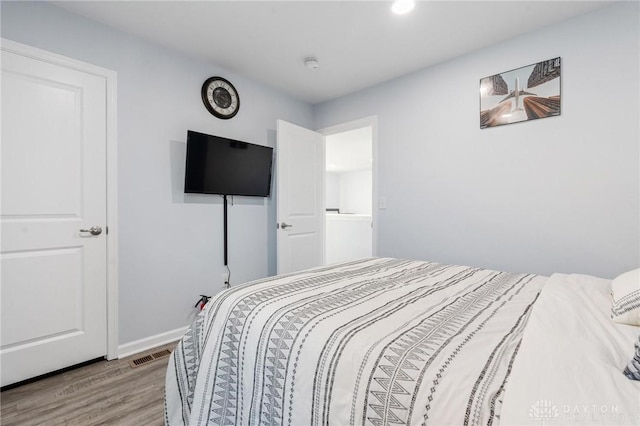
[325,126,373,264]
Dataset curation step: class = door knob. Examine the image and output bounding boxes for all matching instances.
[280,222,293,229]
[80,226,103,236]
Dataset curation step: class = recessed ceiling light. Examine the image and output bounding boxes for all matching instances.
[391,0,415,15]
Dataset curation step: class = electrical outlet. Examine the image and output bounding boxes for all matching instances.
[221,272,230,288]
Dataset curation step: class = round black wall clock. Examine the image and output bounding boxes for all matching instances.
[201,76,240,119]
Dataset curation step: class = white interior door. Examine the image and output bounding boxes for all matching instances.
[276,120,324,274]
[1,44,108,386]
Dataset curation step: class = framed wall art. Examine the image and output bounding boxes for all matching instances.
[480,57,561,129]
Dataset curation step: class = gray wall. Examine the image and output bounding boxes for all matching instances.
[314,2,639,279]
[1,1,314,344]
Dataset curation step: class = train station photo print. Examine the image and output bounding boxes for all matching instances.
[480,57,561,129]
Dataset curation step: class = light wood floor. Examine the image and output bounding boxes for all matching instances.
[0,342,177,426]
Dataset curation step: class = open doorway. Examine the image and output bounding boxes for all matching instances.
[324,125,373,264]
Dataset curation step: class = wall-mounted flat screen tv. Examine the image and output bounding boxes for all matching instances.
[184,130,273,197]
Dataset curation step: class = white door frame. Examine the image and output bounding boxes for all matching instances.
[1,38,119,360]
[317,116,378,257]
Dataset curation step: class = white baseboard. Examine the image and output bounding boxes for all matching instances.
[117,326,187,359]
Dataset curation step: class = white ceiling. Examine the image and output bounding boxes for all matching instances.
[53,1,614,104]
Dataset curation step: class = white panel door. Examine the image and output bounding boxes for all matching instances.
[276,120,324,274]
[1,47,108,386]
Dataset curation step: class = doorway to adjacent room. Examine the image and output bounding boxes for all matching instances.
[323,123,374,264]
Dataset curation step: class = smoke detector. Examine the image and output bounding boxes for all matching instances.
[305,57,319,70]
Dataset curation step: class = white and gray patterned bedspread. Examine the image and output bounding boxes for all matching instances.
[165,258,546,426]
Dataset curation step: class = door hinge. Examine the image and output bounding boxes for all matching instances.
[106,226,109,235]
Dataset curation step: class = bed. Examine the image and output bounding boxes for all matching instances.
[164,257,639,425]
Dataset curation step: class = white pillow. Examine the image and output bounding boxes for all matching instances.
[611,268,640,326]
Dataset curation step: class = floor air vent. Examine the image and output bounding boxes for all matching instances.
[129,348,172,368]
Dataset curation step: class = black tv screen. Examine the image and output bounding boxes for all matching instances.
[184,130,273,197]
